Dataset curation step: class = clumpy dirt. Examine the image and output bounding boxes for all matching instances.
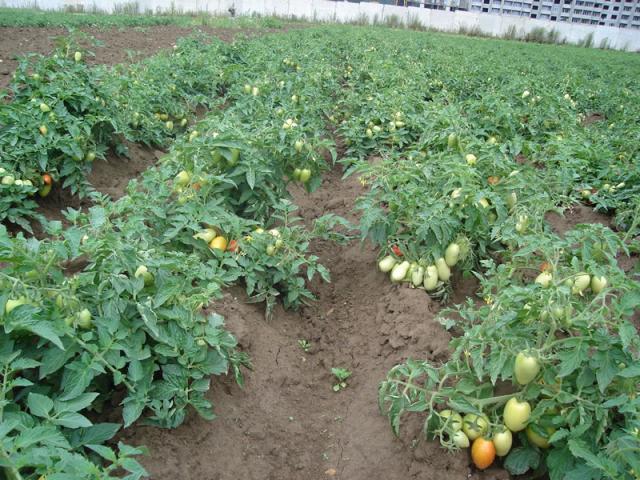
[120,166,507,480]
[545,203,611,236]
[0,25,278,88]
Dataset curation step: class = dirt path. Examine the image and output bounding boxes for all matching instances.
[121,166,508,480]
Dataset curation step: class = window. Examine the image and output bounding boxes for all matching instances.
[591,18,599,22]
[611,13,618,17]
[533,4,539,8]
[603,5,609,9]
[563,7,570,11]
[634,15,640,20]
[561,15,569,19]
[613,6,619,10]
[551,14,557,18]
[623,5,632,10]
[599,20,605,23]
[531,12,538,16]
[622,13,629,17]
[572,16,581,20]
[482,7,489,11]
[602,12,607,16]
[620,22,627,26]
[574,8,582,12]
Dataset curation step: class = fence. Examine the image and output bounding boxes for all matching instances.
[2,0,639,50]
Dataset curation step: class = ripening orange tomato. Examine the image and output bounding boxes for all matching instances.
[42,173,53,185]
[471,438,496,470]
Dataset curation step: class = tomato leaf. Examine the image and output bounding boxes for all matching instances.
[504,446,541,475]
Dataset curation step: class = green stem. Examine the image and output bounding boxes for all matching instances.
[0,450,23,480]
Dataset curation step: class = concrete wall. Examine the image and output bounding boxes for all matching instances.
[2,0,639,50]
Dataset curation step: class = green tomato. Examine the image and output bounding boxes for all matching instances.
[293,168,302,181]
[5,297,27,314]
[526,425,555,449]
[492,428,513,457]
[77,309,92,329]
[266,244,276,256]
[503,398,531,432]
[440,410,462,432]
[299,169,311,183]
[229,148,240,166]
[135,265,154,287]
[462,413,489,441]
[175,170,191,187]
[514,351,540,385]
[452,430,470,448]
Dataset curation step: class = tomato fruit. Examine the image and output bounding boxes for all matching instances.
[293,168,302,181]
[462,413,489,440]
[39,184,52,197]
[440,410,462,432]
[391,245,403,257]
[39,125,48,135]
[452,430,469,448]
[194,228,217,243]
[572,273,591,295]
[514,351,540,385]
[85,152,96,162]
[390,261,410,282]
[74,51,82,62]
[209,236,228,251]
[444,243,460,267]
[42,173,53,185]
[378,256,396,273]
[492,428,512,456]
[591,275,607,294]
[39,103,50,113]
[227,240,239,253]
[471,438,495,470]
[503,398,531,432]
[299,169,311,183]
[229,148,240,166]
[5,297,27,314]
[175,170,191,188]
[535,271,553,288]
[423,265,438,291]
[77,309,92,329]
[526,425,554,449]
[134,265,154,287]
[435,258,451,282]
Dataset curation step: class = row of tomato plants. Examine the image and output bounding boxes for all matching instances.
[322,29,640,478]
[0,30,225,231]
[0,30,353,478]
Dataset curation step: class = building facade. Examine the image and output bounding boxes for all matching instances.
[391,0,640,29]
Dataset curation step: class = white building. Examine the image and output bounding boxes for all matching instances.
[389,0,640,29]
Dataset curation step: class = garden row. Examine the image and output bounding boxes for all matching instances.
[321,31,640,478]
[0,30,352,478]
[1,25,639,479]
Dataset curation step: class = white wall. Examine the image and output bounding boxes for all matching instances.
[3,0,639,51]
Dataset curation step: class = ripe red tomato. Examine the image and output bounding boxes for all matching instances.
[227,240,239,253]
[391,245,403,257]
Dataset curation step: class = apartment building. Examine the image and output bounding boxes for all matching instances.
[394,0,640,29]
[470,0,640,28]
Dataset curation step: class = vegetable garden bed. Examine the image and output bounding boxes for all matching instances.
[0,20,638,480]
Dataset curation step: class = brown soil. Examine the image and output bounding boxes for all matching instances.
[118,166,509,480]
[0,25,278,89]
[545,203,611,236]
